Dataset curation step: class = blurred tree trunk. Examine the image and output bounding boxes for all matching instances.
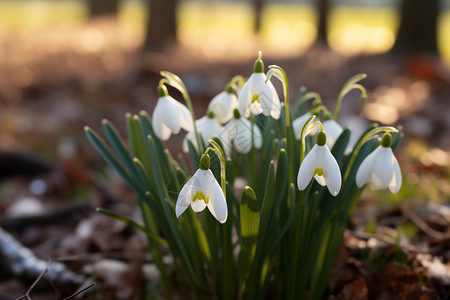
[143,0,178,52]
[392,0,439,54]
[88,0,119,17]
[253,0,265,34]
[315,0,329,46]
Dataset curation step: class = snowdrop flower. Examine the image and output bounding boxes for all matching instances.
[292,112,319,139]
[152,84,193,140]
[238,52,281,119]
[323,119,343,149]
[176,154,228,223]
[223,109,263,153]
[207,85,238,124]
[297,131,342,196]
[183,112,230,155]
[356,133,402,193]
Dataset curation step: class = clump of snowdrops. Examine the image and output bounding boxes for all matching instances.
[85,52,402,299]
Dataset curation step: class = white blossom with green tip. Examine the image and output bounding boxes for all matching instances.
[175,154,228,223]
[238,52,281,119]
[208,86,238,124]
[356,133,402,193]
[183,112,230,155]
[297,131,342,196]
[152,85,193,141]
[223,109,263,153]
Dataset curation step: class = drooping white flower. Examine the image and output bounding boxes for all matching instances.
[292,112,319,139]
[222,109,263,153]
[323,119,343,149]
[297,131,342,196]
[238,54,281,119]
[183,112,230,155]
[152,85,193,141]
[207,85,238,124]
[355,133,402,193]
[176,154,228,223]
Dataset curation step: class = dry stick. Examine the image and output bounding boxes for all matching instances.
[401,205,450,241]
[16,260,95,300]
[61,282,96,300]
[16,265,49,300]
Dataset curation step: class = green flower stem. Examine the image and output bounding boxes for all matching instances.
[205,140,231,300]
[229,75,246,90]
[160,72,203,153]
[298,90,322,104]
[288,118,325,298]
[299,115,320,162]
[267,65,293,183]
[311,104,331,117]
[333,73,367,121]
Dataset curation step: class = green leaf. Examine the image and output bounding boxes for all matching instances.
[238,186,260,298]
[84,126,145,199]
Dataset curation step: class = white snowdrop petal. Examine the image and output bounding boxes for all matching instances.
[252,74,273,117]
[201,118,223,144]
[152,104,172,140]
[252,124,263,149]
[293,113,313,139]
[389,151,402,194]
[233,119,254,153]
[247,74,264,115]
[355,147,380,188]
[268,81,281,119]
[371,147,394,189]
[322,145,342,196]
[297,145,318,190]
[173,99,194,132]
[182,131,196,153]
[238,77,252,118]
[205,170,228,223]
[314,175,327,186]
[160,97,181,134]
[323,120,343,149]
[223,120,237,141]
[191,197,207,212]
[175,176,195,218]
[208,92,237,123]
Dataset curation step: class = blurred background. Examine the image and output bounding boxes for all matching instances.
[0,0,450,299]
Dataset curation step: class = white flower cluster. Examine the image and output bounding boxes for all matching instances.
[150,53,402,223]
[153,55,277,156]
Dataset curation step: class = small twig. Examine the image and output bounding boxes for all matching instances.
[401,204,450,240]
[61,282,96,300]
[16,263,49,300]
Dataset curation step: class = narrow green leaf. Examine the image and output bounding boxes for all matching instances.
[84,127,145,199]
[238,186,260,297]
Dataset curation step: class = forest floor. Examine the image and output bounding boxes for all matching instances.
[0,18,450,299]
